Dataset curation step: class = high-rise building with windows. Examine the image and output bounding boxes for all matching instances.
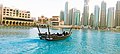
[69,8,76,25]
[69,8,80,26]
[81,13,84,25]
[82,0,89,26]
[75,10,80,26]
[94,5,100,27]
[64,1,69,25]
[89,13,94,27]
[115,1,120,27]
[100,1,106,28]
[60,11,64,21]
[107,7,115,28]
[69,9,73,25]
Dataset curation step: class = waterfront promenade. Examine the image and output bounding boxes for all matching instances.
[52,25,81,29]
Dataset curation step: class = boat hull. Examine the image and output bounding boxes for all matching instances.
[38,33,71,41]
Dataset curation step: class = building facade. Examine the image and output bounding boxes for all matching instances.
[69,8,80,26]
[69,9,72,25]
[60,11,64,21]
[37,16,48,27]
[81,13,84,25]
[89,13,94,27]
[50,16,60,26]
[64,1,69,25]
[94,5,100,27]
[69,8,77,25]
[107,7,115,28]
[115,1,120,27]
[100,1,107,28]
[38,16,48,24]
[75,10,80,26]
[82,0,89,26]
[0,4,34,26]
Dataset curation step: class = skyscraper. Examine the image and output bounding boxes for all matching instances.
[82,0,89,26]
[69,9,72,25]
[75,10,80,25]
[115,1,120,27]
[100,1,106,28]
[81,13,84,25]
[107,7,114,28]
[89,13,94,27]
[69,8,76,25]
[60,11,64,21]
[94,5,100,27]
[64,1,69,25]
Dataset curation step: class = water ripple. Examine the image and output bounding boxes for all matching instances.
[0,27,120,54]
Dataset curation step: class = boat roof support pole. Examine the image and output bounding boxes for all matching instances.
[48,25,50,35]
[37,25,41,33]
[69,26,72,33]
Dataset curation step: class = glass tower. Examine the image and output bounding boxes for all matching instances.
[94,5,100,27]
[60,11,64,21]
[69,8,76,25]
[82,0,89,26]
[107,7,114,28]
[100,1,106,27]
[89,13,94,27]
[75,10,80,26]
[115,1,120,27]
[64,1,69,25]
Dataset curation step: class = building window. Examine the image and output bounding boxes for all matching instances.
[22,16,24,18]
[20,13,21,15]
[25,16,27,18]
[10,12,12,16]
[13,10,15,12]
[2,21,5,24]
[28,14,30,16]
[16,10,19,16]
[3,12,5,13]
[10,9,12,11]
[7,9,9,11]
[3,9,6,12]
[7,14,9,16]
[7,12,9,13]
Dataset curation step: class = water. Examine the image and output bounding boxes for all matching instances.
[0,26,120,54]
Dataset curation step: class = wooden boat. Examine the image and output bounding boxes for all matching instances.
[37,25,72,41]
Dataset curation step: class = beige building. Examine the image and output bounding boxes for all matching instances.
[0,4,35,26]
[50,16,61,26]
[38,16,48,24]
[37,16,48,27]
[37,16,64,27]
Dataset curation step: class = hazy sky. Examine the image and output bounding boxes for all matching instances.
[0,0,119,18]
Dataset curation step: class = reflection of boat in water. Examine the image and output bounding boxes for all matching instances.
[37,25,72,41]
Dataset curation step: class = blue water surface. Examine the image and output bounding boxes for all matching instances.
[0,26,120,54]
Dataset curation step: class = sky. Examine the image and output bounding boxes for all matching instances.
[0,0,119,18]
